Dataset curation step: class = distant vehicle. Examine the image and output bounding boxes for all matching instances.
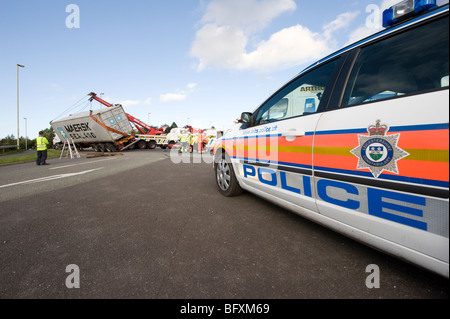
[213,1,449,277]
[166,127,187,146]
[53,134,62,150]
[166,126,210,151]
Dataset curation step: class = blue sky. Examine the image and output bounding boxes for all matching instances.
[1,0,448,139]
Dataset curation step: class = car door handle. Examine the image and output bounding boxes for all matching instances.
[281,130,306,137]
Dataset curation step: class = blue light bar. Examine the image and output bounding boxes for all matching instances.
[383,0,438,27]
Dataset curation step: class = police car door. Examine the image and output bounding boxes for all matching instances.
[314,13,449,266]
[239,57,343,213]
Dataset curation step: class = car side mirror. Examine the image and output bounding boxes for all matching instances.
[238,112,253,125]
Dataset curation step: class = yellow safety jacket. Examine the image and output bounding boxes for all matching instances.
[36,136,49,151]
[179,134,188,143]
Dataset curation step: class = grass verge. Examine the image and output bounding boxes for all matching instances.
[0,150,61,165]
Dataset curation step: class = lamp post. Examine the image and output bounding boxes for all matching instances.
[17,64,25,150]
[23,117,28,151]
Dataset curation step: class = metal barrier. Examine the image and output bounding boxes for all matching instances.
[0,145,18,153]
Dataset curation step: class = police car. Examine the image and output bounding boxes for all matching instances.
[213,0,449,278]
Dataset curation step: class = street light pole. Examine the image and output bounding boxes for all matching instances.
[17,64,25,150]
[23,117,28,151]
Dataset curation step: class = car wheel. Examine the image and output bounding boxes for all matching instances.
[215,151,242,197]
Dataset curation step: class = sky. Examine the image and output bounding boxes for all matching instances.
[1,0,448,140]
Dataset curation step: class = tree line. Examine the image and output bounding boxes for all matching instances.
[1,122,205,151]
[0,127,54,150]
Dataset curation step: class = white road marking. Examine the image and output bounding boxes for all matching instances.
[0,168,104,189]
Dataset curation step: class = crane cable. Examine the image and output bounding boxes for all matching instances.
[50,95,90,123]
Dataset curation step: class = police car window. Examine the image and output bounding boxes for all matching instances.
[254,58,341,126]
[343,16,449,106]
[259,98,288,122]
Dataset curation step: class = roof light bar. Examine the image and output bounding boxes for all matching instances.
[383,0,438,27]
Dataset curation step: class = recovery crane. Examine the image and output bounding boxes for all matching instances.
[88,92,169,149]
[88,92,165,135]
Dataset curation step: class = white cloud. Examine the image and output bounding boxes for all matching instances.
[202,0,296,32]
[191,0,359,72]
[160,93,186,102]
[101,96,151,107]
[323,11,359,40]
[192,22,333,72]
[241,25,329,71]
[160,83,197,102]
[191,24,248,71]
[50,83,63,91]
[118,99,141,107]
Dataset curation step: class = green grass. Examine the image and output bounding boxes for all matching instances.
[0,149,61,165]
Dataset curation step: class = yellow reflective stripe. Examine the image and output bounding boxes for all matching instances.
[314,147,449,162]
[312,146,352,156]
[234,145,313,154]
[403,149,449,162]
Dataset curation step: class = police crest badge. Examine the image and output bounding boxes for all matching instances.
[351,120,409,178]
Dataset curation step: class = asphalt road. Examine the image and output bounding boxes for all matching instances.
[0,149,448,300]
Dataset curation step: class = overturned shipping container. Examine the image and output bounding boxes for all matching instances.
[50,105,134,152]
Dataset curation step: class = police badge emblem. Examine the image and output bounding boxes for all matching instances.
[351,120,409,178]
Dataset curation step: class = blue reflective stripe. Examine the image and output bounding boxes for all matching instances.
[314,165,449,189]
[221,123,448,140]
[389,123,449,132]
[234,156,313,170]
[314,123,448,136]
[221,133,282,141]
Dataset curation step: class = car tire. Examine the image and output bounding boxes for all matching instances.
[214,150,243,197]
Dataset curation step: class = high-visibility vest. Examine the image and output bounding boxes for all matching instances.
[179,134,187,143]
[36,136,48,151]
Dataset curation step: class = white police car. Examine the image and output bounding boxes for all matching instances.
[213,0,449,278]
